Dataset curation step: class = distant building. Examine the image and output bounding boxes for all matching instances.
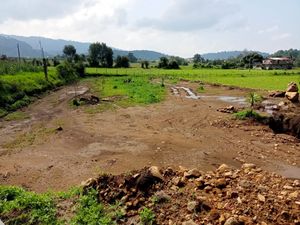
[262,57,293,70]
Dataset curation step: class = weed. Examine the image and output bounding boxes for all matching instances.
[71,188,113,225]
[197,85,205,93]
[139,207,155,225]
[4,111,30,121]
[0,186,58,225]
[234,109,263,120]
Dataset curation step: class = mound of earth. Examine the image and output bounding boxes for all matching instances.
[82,164,300,225]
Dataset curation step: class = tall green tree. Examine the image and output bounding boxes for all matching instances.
[115,56,130,68]
[63,45,76,61]
[88,42,113,68]
[193,54,204,64]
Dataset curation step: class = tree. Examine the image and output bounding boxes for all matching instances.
[141,60,149,69]
[242,52,263,69]
[127,53,137,63]
[88,42,113,68]
[63,45,76,61]
[193,54,204,64]
[158,57,169,68]
[115,56,130,68]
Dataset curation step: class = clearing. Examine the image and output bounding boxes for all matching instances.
[0,78,299,192]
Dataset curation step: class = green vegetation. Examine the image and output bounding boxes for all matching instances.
[234,109,264,120]
[0,186,58,224]
[139,207,156,225]
[71,188,112,225]
[84,76,166,108]
[0,186,127,225]
[86,67,300,91]
[0,60,42,75]
[4,111,30,121]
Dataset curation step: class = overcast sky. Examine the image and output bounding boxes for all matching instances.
[0,0,299,57]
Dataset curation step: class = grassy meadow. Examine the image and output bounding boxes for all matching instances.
[86,67,300,91]
[1,64,300,117]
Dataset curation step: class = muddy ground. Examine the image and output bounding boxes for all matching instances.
[0,81,299,192]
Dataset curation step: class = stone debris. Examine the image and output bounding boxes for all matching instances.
[217,105,238,114]
[285,82,299,102]
[82,164,300,224]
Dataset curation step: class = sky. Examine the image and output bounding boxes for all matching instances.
[0,0,299,57]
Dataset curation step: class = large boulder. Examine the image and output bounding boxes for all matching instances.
[286,82,298,92]
[285,92,299,102]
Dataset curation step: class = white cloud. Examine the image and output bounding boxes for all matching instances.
[0,0,298,57]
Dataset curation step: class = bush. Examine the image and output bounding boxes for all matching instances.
[234,109,264,120]
[56,62,78,82]
[139,207,155,225]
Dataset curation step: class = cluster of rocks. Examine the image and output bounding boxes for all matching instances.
[81,164,300,225]
[269,82,299,103]
[217,106,238,114]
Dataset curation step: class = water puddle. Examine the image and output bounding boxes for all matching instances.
[217,96,246,104]
[179,87,201,99]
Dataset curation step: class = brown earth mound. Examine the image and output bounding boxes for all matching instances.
[82,164,300,225]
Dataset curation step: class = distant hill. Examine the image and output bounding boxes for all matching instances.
[202,51,269,60]
[0,36,42,58]
[0,34,166,60]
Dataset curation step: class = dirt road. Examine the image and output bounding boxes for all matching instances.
[0,81,299,192]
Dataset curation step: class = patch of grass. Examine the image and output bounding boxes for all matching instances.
[197,85,205,93]
[4,111,30,121]
[0,108,7,117]
[86,67,300,91]
[234,109,264,120]
[0,186,58,225]
[71,188,113,225]
[139,207,155,225]
[83,76,166,109]
[2,125,56,150]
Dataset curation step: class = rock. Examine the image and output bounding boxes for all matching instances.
[242,163,256,169]
[81,178,96,188]
[187,201,198,212]
[184,168,201,178]
[182,220,197,225]
[286,82,298,92]
[149,166,164,180]
[288,191,298,199]
[215,178,228,189]
[293,180,300,187]
[283,185,293,190]
[153,191,171,203]
[239,180,253,188]
[257,194,265,202]
[224,217,241,225]
[55,126,63,131]
[217,164,231,173]
[285,92,299,102]
[172,177,185,187]
[269,91,286,98]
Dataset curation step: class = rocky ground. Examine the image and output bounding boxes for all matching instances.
[82,164,300,225]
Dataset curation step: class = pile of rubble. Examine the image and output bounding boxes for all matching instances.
[269,82,299,103]
[82,164,300,225]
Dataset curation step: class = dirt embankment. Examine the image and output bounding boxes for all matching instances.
[0,82,299,192]
[81,164,300,225]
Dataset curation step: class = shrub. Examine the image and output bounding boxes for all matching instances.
[234,109,263,120]
[139,207,155,225]
[56,62,78,82]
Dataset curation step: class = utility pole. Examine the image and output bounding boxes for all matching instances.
[39,41,48,81]
[17,43,21,63]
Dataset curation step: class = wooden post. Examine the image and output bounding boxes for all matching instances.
[39,41,48,81]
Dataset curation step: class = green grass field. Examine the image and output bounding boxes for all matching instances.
[86,67,300,91]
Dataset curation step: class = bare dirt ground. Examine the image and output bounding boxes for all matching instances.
[0,81,299,192]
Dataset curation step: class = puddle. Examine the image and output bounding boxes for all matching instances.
[171,87,201,99]
[260,100,280,115]
[179,87,201,99]
[217,96,246,104]
[67,87,89,95]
